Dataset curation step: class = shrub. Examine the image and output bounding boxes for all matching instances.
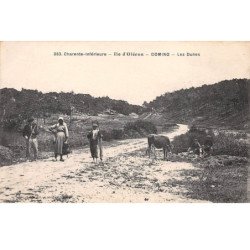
[3,116,23,130]
[124,129,141,139]
[213,132,248,157]
[172,134,190,154]
[172,129,248,157]
[101,130,113,141]
[101,121,157,141]
[111,129,124,139]
[124,120,157,136]
[101,129,125,141]
[0,145,14,165]
[0,134,9,147]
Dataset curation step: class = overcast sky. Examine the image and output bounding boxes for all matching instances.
[1,42,249,105]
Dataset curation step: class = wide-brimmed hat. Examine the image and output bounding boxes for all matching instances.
[92,123,98,127]
[58,117,64,121]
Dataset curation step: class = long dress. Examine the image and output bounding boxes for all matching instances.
[50,123,69,154]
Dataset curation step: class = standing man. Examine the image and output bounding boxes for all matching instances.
[23,117,39,161]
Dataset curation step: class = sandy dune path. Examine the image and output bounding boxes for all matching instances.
[0,124,207,202]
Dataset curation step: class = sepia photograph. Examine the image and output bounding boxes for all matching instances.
[0,41,249,203]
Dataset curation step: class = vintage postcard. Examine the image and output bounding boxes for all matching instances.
[0,41,249,203]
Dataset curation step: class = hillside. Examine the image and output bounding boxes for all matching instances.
[143,79,250,129]
[1,79,249,131]
[0,88,143,130]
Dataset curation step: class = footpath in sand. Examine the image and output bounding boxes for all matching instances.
[0,125,209,203]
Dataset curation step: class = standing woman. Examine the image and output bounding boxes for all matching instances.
[49,117,69,161]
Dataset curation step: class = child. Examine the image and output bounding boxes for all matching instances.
[87,122,103,163]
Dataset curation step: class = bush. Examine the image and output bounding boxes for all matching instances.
[172,134,190,154]
[124,129,141,139]
[101,120,157,141]
[172,129,248,157]
[0,134,9,147]
[3,116,23,130]
[0,145,14,166]
[111,129,124,139]
[213,132,248,157]
[101,129,125,141]
[101,130,114,141]
[124,120,157,136]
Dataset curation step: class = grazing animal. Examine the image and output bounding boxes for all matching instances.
[146,134,172,160]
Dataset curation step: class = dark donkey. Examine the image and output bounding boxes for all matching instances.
[146,134,172,160]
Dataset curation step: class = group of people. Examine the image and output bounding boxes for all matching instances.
[23,117,103,163]
[23,116,214,162]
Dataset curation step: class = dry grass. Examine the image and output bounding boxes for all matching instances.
[167,153,248,202]
[170,128,248,202]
